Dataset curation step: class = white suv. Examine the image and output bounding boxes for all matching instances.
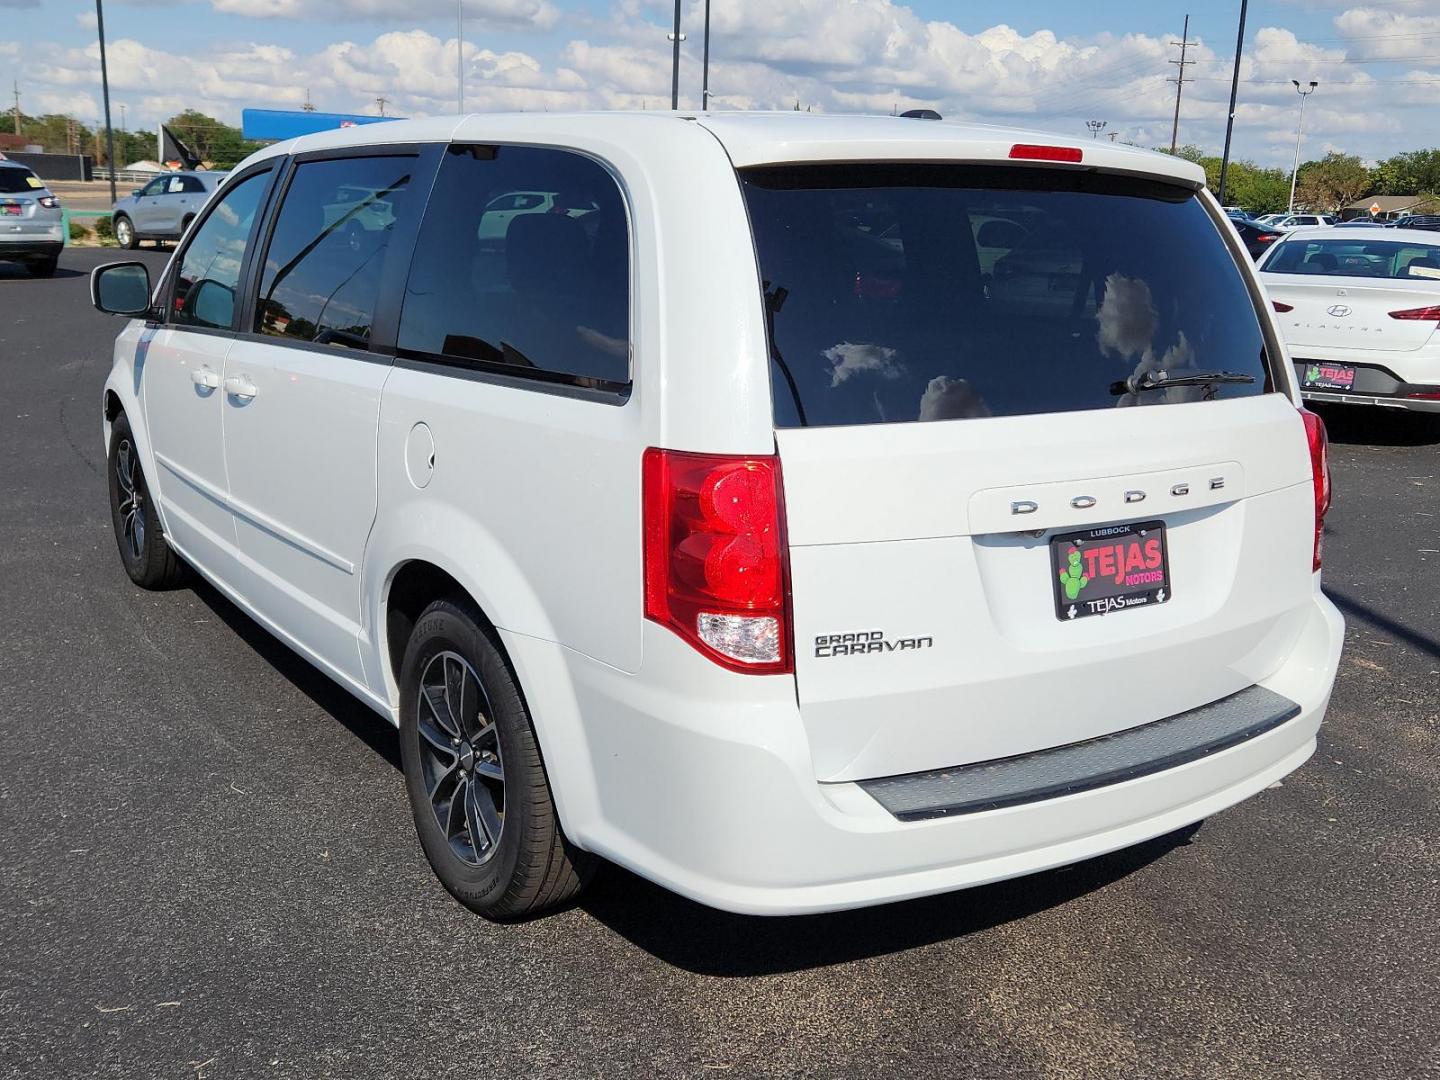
[91,113,1344,919]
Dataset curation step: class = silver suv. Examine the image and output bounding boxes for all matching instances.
[110,170,227,249]
[0,159,64,277]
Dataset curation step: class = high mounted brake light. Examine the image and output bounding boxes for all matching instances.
[1008,144,1083,164]
[642,449,793,674]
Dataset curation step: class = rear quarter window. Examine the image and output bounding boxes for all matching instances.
[742,164,1273,427]
[397,145,630,393]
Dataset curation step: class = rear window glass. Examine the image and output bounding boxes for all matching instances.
[1262,237,1440,280]
[0,167,41,194]
[741,165,1272,427]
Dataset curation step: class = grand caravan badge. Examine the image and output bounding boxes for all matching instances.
[814,630,934,658]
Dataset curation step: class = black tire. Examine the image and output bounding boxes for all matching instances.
[113,214,138,250]
[107,413,186,589]
[399,597,595,919]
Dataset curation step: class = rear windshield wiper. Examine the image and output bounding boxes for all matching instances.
[1111,370,1256,396]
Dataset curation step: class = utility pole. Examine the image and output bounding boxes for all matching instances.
[1086,119,1107,139]
[1217,0,1248,205]
[303,89,315,112]
[701,0,711,111]
[667,0,684,110]
[376,95,389,117]
[95,0,118,203]
[1168,14,1194,153]
[11,81,20,136]
[1287,80,1318,213]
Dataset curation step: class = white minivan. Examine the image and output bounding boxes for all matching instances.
[91,113,1343,919]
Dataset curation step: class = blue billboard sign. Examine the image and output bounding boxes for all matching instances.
[241,109,405,142]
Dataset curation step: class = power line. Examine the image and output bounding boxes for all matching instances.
[1169,14,1195,153]
[1191,53,1440,65]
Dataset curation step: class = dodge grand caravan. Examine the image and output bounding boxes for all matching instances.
[90,113,1343,919]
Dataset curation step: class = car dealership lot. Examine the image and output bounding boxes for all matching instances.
[1,249,1436,1079]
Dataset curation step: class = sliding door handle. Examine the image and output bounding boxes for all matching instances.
[224,375,257,401]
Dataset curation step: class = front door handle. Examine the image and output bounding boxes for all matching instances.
[190,366,221,389]
[224,375,257,401]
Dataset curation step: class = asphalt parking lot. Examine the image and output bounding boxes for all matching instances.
[1,248,1437,1079]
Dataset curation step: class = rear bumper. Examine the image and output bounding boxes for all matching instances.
[507,584,1344,915]
[1292,358,1440,413]
[0,238,62,259]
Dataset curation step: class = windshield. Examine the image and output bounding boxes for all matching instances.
[0,167,42,194]
[741,164,1272,427]
[1262,237,1440,281]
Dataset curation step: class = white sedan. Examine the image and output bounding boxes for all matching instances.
[1259,226,1440,414]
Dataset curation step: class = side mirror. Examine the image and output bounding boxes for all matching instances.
[91,261,153,316]
[184,278,236,329]
[130,188,142,197]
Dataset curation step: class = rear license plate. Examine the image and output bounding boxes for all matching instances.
[0,204,21,217]
[1303,362,1356,391]
[1052,520,1170,621]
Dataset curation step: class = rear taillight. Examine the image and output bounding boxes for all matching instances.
[37,195,60,209]
[1258,233,1280,243]
[1300,409,1331,573]
[642,448,792,674]
[1272,300,1294,312]
[1388,305,1440,322]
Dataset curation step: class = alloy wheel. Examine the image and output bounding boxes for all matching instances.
[416,650,506,866]
[115,438,146,561]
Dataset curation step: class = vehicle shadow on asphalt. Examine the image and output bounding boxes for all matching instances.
[0,266,87,281]
[188,577,403,771]
[1313,403,1440,446]
[582,823,1201,976]
[1324,586,1440,659]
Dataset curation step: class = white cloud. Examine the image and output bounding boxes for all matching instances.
[823,342,904,386]
[211,0,559,30]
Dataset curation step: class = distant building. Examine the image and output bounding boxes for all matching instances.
[1340,195,1432,221]
[0,133,44,153]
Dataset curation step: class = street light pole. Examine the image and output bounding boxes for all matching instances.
[701,0,711,111]
[1216,0,1248,206]
[457,0,464,114]
[669,0,683,110]
[1287,80,1318,214]
[95,0,117,204]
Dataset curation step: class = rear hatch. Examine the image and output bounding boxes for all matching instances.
[741,162,1318,782]
[0,166,56,228]
[1261,234,1440,353]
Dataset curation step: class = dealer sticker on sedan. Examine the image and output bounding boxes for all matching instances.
[1051,521,1171,621]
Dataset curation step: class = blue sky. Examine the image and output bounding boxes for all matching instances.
[2,0,1437,167]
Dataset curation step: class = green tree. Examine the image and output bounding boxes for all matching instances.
[1294,152,1372,213]
[1369,149,1440,196]
[163,110,264,169]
